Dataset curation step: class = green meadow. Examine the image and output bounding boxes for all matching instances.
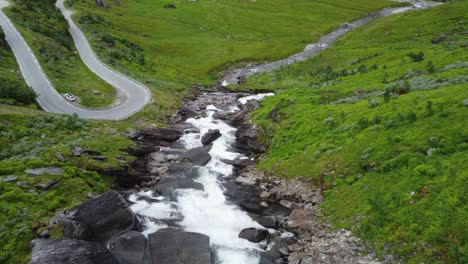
[244,1,467,262]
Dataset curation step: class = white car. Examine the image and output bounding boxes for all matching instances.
[64,93,76,102]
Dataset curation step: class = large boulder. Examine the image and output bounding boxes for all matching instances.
[30,239,118,264]
[238,228,269,243]
[201,129,221,145]
[184,146,212,166]
[108,231,148,264]
[139,127,183,146]
[74,191,137,242]
[149,228,212,264]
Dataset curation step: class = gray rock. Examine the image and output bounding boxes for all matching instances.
[149,228,212,264]
[238,228,269,243]
[30,238,118,264]
[16,181,29,188]
[2,175,18,182]
[126,145,158,156]
[184,146,212,166]
[50,212,90,240]
[25,167,65,176]
[74,191,137,242]
[109,231,147,264]
[201,129,221,145]
[259,216,277,228]
[154,178,204,198]
[35,180,60,191]
[56,153,66,162]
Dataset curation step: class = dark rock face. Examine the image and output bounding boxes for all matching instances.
[149,228,212,264]
[235,124,264,153]
[201,129,221,145]
[30,239,118,264]
[184,146,212,166]
[139,127,183,145]
[108,231,148,264]
[238,228,269,243]
[125,145,158,157]
[35,180,60,190]
[74,191,137,242]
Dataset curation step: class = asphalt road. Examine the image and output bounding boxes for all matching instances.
[0,0,151,120]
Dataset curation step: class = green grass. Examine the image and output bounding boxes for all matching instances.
[0,107,137,263]
[246,1,467,262]
[5,1,117,108]
[69,0,401,87]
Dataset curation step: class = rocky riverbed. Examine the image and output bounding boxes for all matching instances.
[28,90,391,264]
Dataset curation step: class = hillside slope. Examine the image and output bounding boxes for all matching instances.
[245,1,467,262]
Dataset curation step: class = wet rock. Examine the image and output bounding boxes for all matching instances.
[139,127,183,145]
[149,228,212,264]
[178,107,199,119]
[74,191,137,242]
[230,110,248,126]
[241,99,260,111]
[125,145,158,156]
[184,146,212,166]
[2,175,18,182]
[35,180,60,191]
[108,231,147,264]
[154,178,204,197]
[240,200,264,214]
[220,157,253,168]
[26,167,65,176]
[238,228,269,242]
[30,238,118,264]
[259,215,277,228]
[201,129,221,145]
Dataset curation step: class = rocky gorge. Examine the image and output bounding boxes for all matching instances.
[27,90,390,264]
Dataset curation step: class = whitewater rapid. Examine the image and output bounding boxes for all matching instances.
[129,93,273,264]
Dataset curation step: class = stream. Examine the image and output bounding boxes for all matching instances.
[128,93,274,264]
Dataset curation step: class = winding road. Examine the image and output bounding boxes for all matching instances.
[1,0,441,118]
[0,0,151,120]
[222,0,442,85]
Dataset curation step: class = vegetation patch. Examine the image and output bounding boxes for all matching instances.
[248,1,467,262]
[0,107,136,263]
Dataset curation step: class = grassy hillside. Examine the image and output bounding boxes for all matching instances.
[0,107,137,263]
[69,0,401,88]
[5,0,116,108]
[245,1,467,262]
[0,28,36,106]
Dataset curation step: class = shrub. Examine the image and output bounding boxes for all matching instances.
[407,51,425,62]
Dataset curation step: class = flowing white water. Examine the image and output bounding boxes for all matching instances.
[129,94,274,264]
